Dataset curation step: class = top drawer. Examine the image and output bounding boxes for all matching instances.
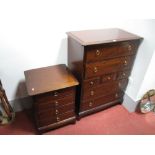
[34,87,75,103]
[85,41,139,63]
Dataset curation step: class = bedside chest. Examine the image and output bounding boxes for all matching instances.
[24,64,79,133]
[67,28,143,118]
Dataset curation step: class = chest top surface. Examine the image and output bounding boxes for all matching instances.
[24,64,79,96]
[67,28,142,46]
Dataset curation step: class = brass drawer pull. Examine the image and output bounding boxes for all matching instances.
[107,76,111,80]
[89,102,93,107]
[128,44,132,51]
[90,90,94,96]
[55,109,59,114]
[90,81,94,85]
[123,73,126,76]
[118,82,121,87]
[115,93,118,98]
[96,50,101,56]
[55,101,58,106]
[54,91,58,97]
[56,117,60,122]
[94,67,98,73]
[124,60,128,66]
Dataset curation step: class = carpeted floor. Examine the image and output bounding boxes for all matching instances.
[0,105,155,135]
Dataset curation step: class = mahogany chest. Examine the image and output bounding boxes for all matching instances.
[67,28,143,118]
[24,64,79,133]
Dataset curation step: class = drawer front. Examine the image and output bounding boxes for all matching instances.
[82,79,128,100]
[37,103,74,119]
[101,72,117,83]
[85,56,135,79]
[82,77,100,89]
[35,95,74,112]
[80,92,123,111]
[85,41,138,63]
[117,70,131,80]
[37,111,75,127]
[34,87,74,103]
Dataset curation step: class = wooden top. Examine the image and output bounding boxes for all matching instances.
[24,64,79,96]
[67,28,142,46]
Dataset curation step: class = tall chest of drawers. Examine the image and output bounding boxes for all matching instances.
[67,28,143,118]
[24,64,79,133]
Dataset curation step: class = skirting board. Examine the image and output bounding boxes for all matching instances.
[8,93,139,113]
[122,93,139,112]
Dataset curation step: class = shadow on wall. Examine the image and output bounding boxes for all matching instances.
[56,38,67,65]
[12,80,33,112]
[11,38,67,112]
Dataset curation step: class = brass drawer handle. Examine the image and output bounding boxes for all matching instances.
[128,44,132,51]
[57,117,60,122]
[123,73,126,76]
[94,67,98,73]
[90,90,94,96]
[115,93,118,98]
[55,101,58,106]
[124,60,128,66]
[89,102,93,107]
[90,81,94,85]
[54,91,58,97]
[118,82,121,87]
[55,109,59,114]
[107,76,111,80]
[96,50,101,56]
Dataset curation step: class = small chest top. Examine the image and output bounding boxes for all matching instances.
[24,64,79,96]
[67,28,142,46]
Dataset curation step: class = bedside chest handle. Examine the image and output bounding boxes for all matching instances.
[96,50,101,56]
[94,67,98,73]
[90,90,94,96]
[54,91,58,97]
[89,102,93,107]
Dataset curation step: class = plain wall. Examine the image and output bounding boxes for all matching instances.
[0,1,155,105]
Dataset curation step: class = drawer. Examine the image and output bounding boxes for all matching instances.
[82,77,100,89]
[35,95,74,112]
[85,56,135,79]
[37,111,75,127]
[37,103,74,119]
[80,92,123,111]
[82,79,128,100]
[34,87,74,103]
[85,41,138,63]
[102,73,117,83]
[117,70,131,80]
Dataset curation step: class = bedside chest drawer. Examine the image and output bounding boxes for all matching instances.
[37,103,74,119]
[37,111,75,127]
[35,95,74,111]
[85,41,138,63]
[34,87,74,103]
[82,79,128,100]
[81,92,124,111]
[85,56,135,79]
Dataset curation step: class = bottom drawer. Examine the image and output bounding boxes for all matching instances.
[37,111,75,127]
[80,92,123,111]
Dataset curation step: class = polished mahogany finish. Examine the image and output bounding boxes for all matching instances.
[67,28,143,118]
[24,64,79,133]
[24,64,78,96]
